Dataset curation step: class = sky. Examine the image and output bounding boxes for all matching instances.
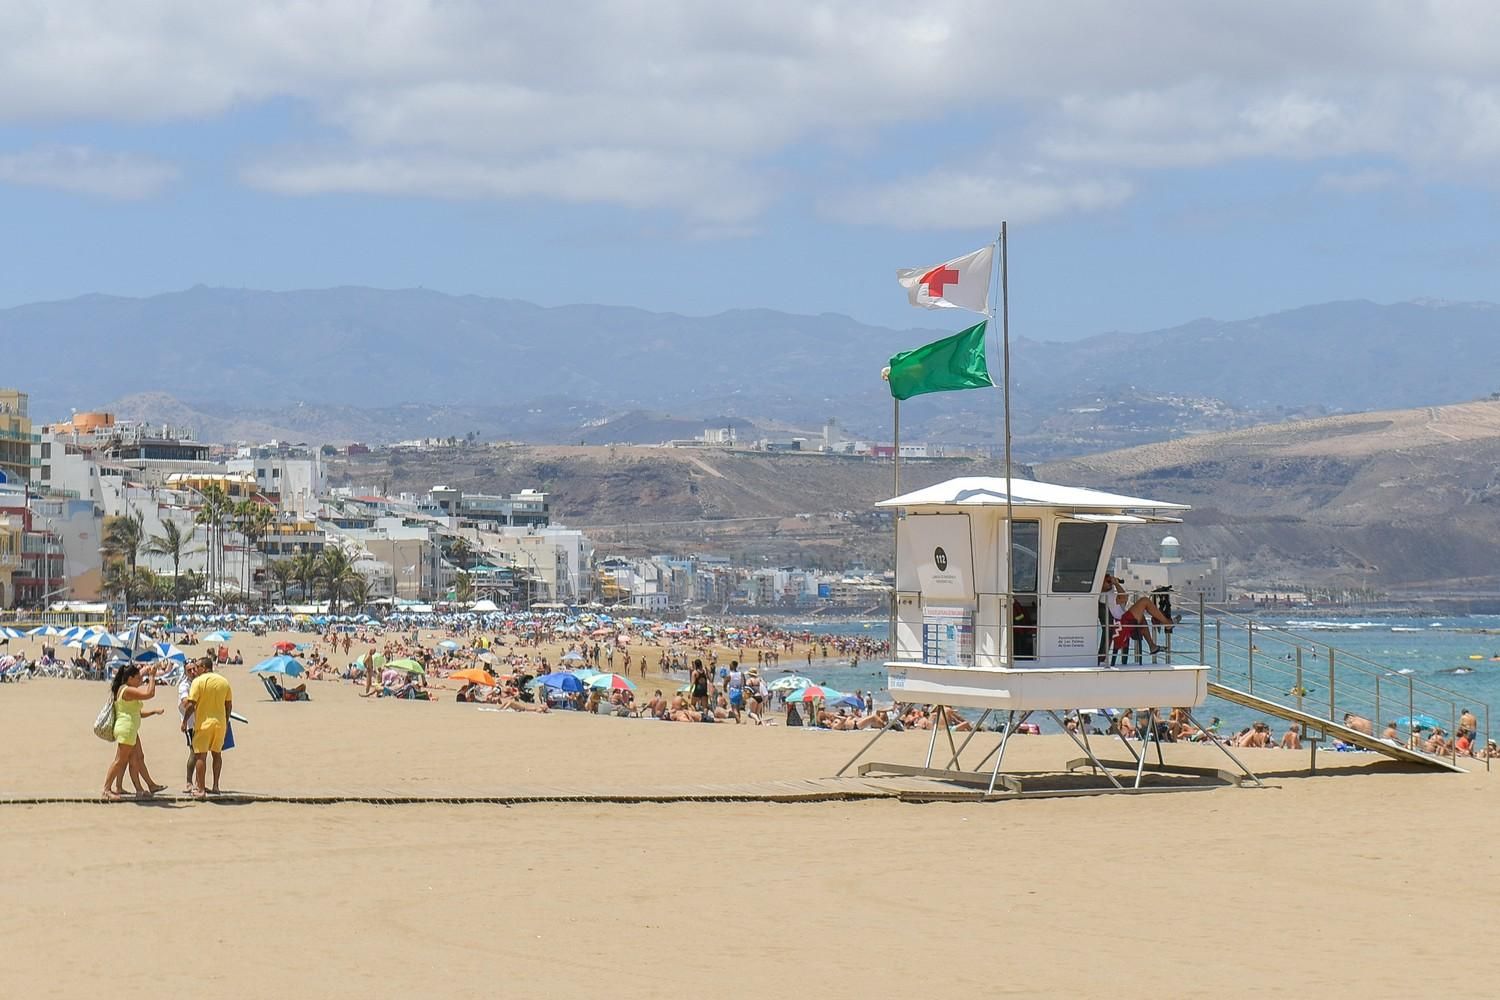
[3,1,1500,340]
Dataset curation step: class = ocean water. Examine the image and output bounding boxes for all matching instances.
[775,615,1500,735]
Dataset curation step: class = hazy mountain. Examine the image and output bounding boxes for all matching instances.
[8,287,1500,451]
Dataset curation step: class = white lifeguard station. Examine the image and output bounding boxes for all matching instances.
[838,475,1261,796]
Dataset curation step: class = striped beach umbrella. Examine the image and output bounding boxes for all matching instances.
[27,625,62,637]
[782,685,845,703]
[0,626,24,639]
[586,672,636,691]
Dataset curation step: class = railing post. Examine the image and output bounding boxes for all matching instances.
[1375,674,1381,739]
[1294,646,1304,715]
[1408,675,1415,748]
[1247,623,1254,694]
[1214,620,1221,683]
[1452,706,1457,763]
[1328,647,1336,723]
[1197,593,1205,666]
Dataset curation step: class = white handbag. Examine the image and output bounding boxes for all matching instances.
[93,698,117,742]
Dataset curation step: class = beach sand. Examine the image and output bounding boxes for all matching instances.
[1,629,1494,998]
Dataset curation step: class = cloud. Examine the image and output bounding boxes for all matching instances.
[0,145,178,199]
[242,147,769,225]
[8,3,1500,222]
[1316,168,1400,194]
[823,168,1132,229]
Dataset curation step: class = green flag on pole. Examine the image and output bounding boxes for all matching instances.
[885,321,994,400]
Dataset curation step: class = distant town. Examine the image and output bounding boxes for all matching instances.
[0,387,914,616]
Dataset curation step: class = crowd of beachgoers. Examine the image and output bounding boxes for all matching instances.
[5,610,1491,759]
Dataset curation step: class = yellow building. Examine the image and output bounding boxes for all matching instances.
[0,512,20,608]
[0,388,38,487]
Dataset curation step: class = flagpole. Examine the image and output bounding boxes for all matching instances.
[891,392,900,659]
[996,223,1013,665]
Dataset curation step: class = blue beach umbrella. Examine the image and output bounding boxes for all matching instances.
[27,625,62,637]
[203,630,234,642]
[438,639,460,651]
[1397,713,1443,731]
[136,642,188,664]
[528,673,583,693]
[251,655,306,678]
[87,631,132,649]
[0,626,23,639]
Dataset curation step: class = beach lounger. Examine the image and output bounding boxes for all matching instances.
[259,675,311,702]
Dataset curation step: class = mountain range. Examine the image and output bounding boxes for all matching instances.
[6,287,1500,457]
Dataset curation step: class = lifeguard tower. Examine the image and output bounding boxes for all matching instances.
[839,475,1262,796]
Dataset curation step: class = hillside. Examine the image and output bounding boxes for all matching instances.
[1039,400,1500,590]
[9,288,1500,458]
[325,399,1500,589]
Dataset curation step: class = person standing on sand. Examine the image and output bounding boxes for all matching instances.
[103,663,168,800]
[181,663,233,799]
[363,646,378,697]
[178,658,209,793]
[726,660,744,723]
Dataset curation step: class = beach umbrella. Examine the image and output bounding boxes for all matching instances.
[356,652,387,670]
[587,672,636,691]
[137,642,189,664]
[476,651,500,665]
[0,626,23,639]
[560,650,586,662]
[87,631,132,649]
[829,694,864,709]
[387,658,426,674]
[251,655,306,678]
[783,685,844,703]
[27,625,62,637]
[768,675,814,692]
[446,668,497,686]
[438,639,461,651]
[1397,713,1443,731]
[528,672,582,693]
[203,630,234,642]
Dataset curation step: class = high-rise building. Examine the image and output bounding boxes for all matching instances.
[0,388,38,486]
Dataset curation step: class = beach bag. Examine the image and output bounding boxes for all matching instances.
[93,698,117,742]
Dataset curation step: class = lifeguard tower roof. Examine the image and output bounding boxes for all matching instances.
[877,476,1188,518]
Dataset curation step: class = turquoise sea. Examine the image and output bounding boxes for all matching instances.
[779,614,1500,735]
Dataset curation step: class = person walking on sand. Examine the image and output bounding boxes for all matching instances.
[181,663,233,799]
[363,646,378,697]
[103,663,168,800]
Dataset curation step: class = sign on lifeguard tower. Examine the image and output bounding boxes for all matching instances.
[879,476,1210,713]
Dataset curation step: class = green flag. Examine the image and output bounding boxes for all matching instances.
[885,321,994,400]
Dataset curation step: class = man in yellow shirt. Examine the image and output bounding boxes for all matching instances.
[181,665,233,799]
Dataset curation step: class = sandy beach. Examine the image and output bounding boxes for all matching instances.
[2,628,1495,998]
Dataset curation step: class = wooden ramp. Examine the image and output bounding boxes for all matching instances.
[1207,682,1466,773]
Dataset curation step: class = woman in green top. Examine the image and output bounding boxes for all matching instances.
[102,663,167,800]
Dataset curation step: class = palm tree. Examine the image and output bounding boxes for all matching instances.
[102,511,145,575]
[454,570,475,605]
[292,551,321,603]
[234,500,276,602]
[449,536,472,570]
[144,518,198,609]
[194,483,232,600]
[320,547,358,614]
[268,559,297,608]
[345,574,371,612]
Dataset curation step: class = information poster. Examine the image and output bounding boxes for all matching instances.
[922,605,974,667]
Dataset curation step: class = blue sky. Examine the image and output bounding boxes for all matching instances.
[3,2,1500,340]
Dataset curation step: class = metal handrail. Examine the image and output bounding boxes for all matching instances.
[1182,596,1489,769]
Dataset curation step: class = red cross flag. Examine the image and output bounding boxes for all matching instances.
[896,245,993,315]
